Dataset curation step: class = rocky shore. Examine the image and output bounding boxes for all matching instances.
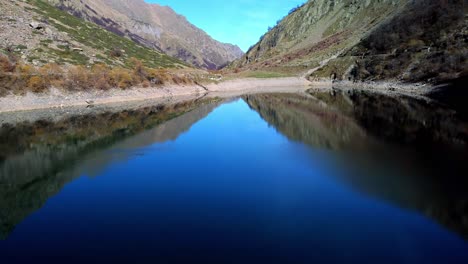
[0,77,310,113]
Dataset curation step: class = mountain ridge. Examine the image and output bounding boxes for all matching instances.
[0,0,188,68]
[51,0,244,69]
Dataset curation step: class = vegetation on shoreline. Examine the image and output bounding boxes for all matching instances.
[0,0,208,97]
[0,55,197,96]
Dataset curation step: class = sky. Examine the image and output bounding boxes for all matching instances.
[146,0,305,51]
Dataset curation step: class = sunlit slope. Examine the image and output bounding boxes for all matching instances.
[49,0,243,69]
[236,0,467,84]
[1,0,186,68]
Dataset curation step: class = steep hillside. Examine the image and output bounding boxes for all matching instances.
[0,0,186,68]
[236,0,467,84]
[236,0,408,70]
[50,0,243,69]
[314,0,467,84]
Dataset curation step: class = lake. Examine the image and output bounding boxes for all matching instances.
[1,90,468,263]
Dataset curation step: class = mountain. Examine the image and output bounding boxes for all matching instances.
[0,0,186,68]
[50,0,244,69]
[236,0,467,84]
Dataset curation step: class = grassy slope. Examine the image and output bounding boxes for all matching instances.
[235,0,407,72]
[235,0,467,84]
[22,0,186,68]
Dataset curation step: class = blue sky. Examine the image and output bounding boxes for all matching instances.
[146,0,305,51]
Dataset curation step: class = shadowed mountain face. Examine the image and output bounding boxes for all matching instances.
[307,89,468,146]
[50,0,243,69]
[244,92,468,239]
[0,98,222,239]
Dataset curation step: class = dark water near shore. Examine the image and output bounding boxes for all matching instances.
[1,91,468,263]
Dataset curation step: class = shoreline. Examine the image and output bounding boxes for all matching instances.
[0,76,438,114]
[307,79,434,98]
[0,77,311,114]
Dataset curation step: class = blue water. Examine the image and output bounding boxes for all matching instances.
[1,98,467,263]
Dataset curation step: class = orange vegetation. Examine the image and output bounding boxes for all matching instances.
[0,55,194,96]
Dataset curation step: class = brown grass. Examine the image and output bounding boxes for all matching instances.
[27,76,47,93]
[0,55,17,73]
[0,58,194,96]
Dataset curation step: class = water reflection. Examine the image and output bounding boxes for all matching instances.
[0,91,467,263]
[244,91,468,239]
[0,97,222,239]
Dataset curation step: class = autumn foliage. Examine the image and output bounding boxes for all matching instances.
[0,56,193,95]
[0,55,16,73]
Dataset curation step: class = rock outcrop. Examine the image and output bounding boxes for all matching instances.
[29,21,43,29]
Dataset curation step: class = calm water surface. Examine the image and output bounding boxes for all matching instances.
[1,92,467,263]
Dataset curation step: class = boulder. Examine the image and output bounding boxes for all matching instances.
[29,21,43,30]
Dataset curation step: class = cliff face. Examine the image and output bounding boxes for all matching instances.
[50,0,243,69]
[237,0,467,84]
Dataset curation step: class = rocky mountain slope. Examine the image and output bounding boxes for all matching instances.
[236,0,467,84]
[0,0,186,68]
[50,0,243,69]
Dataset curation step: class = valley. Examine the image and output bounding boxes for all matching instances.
[1,1,468,262]
[0,0,466,114]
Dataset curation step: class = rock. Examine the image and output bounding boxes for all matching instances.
[29,21,43,30]
[343,63,358,82]
[44,28,53,35]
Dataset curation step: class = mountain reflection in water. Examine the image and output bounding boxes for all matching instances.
[0,91,467,263]
[0,97,222,239]
[245,91,468,239]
